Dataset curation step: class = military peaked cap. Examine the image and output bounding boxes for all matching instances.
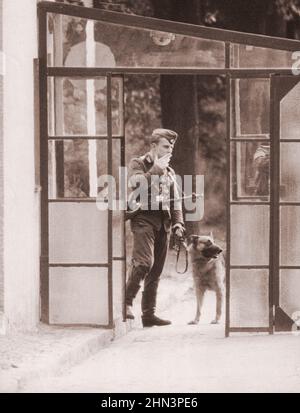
[150,128,178,144]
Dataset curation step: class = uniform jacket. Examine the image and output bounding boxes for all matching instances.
[128,152,184,232]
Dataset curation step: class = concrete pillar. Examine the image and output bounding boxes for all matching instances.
[0,0,4,333]
[2,0,40,332]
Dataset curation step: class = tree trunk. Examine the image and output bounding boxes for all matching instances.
[153,0,287,235]
[153,1,204,235]
[160,75,202,235]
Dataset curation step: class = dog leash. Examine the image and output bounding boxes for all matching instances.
[174,236,189,274]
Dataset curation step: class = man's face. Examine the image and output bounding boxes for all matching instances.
[152,137,174,159]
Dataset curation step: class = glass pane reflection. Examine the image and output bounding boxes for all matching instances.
[231,142,270,200]
[280,206,300,266]
[280,270,300,322]
[48,140,107,199]
[49,267,109,325]
[48,77,122,136]
[280,143,300,202]
[230,269,269,328]
[231,44,294,69]
[230,205,269,266]
[49,202,108,264]
[231,78,270,136]
[47,13,225,69]
[280,82,300,140]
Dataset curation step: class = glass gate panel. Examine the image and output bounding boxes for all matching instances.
[280,143,300,201]
[49,267,109,325]
[280,82,300,140]
[48,76,110,136]
[49,203,108,263]
[230,205,269,266]
[228,76,271,335]
[279,270,300,329]
[272,75,300,332]
[46,13,225,69]
[41,2,127,327]
[46,72,124,325]
[280,206,300,266]
[46,73,125,326]
[230,142,270,199]
[230,44,294,69]
[230,269,269,328]
[48,139,108,198]
[231,77,270,138]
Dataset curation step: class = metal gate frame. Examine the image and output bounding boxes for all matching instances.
[37,1,300,334]
[226,73,274,336]
[271,74,300,332]
[38,9,126,327]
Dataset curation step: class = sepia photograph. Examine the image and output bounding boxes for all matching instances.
[0,0,300,396]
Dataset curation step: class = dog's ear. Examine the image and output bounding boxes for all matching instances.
[187,234,198,245]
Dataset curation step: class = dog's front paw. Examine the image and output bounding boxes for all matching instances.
[210,319,220,324]
[188,320,199,325]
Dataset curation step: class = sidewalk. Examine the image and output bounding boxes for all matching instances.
[5,247,300,393]
[0,250,190,393]
[0,318,132,393]
[19,282,300,393]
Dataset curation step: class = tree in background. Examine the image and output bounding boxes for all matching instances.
[276,0,300,38]
[58,0,300,236]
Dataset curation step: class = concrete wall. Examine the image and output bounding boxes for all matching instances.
[0,0,4,323]
[3,0,40,332]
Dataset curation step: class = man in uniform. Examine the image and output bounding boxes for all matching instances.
[125,128,185,327]
[253,144,270,196]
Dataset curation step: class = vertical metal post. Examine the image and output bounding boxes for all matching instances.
[271,75,281,332]
[120,75,127,323]
[225,43,231,336]
[225,74,231,337]
[225,42,230,70]
[53,14,64,198]
[269,74,277,334]
[107,74,113,327]
[38,7,50,323]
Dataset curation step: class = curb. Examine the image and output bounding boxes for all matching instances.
[1,271,191,393]
[1,318,134,393]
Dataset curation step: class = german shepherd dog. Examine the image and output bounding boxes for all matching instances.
[187,234,225,325]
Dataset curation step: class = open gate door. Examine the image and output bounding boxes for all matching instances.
[271,74,300,333]
[39,8,126,327]
[226,74,273,335]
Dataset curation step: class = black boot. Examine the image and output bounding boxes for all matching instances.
[125,264,149,320]
[141,290,171,327]
[142,314,172,327]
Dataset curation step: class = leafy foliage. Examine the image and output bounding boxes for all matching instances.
[55,0,294,232]
[276,0,300,20]
[197,76,226,226]
[124,75,161,163]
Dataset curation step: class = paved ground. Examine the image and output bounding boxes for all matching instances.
[0,251,188,393]
[0,322,131,393]
[20,284,300,393]
[2,248,300,393]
